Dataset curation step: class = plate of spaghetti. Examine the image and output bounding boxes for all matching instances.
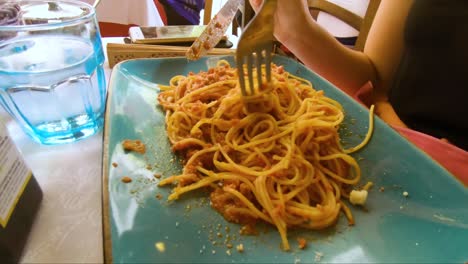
[102,56,468,263]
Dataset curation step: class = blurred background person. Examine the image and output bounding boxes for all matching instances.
[158,0,205,25]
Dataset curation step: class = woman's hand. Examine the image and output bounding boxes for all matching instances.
[248,0,312,44]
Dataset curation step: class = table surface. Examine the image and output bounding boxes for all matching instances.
[6,37,118,264]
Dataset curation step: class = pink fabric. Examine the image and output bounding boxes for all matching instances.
[392,126,468,185]
[352,82,468,186]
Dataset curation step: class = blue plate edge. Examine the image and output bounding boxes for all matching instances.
[101,61,124,264]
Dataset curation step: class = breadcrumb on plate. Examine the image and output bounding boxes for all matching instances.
[122,139,146,154]
[236,243,244,253]
[121,176,132,183]
[297,237,307,249]
[155,242,165,252]
[350,190,368,205]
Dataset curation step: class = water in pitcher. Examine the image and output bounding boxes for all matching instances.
[0,35,106,144]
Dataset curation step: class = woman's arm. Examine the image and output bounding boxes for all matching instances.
[280,13,374,96]
[249,0,412,98]
[363,0,413,100]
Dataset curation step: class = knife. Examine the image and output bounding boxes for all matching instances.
[186,0,243,60]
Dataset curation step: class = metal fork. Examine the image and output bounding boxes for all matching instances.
[236,0,277,96]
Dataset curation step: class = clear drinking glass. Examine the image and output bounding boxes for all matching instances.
[0,0,106,145]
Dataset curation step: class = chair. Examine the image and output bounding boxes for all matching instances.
[308,0,381,51]
[201,0,254,36]
[154,0,168,25]
[203,0,213,25]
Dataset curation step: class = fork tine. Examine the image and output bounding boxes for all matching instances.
[255,50,263,90]
[246,55,255,95]
[236,0,277,97]
[237,56,247,96]
[265,45,273,83]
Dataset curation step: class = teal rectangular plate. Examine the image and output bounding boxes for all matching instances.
[102,56,468,263]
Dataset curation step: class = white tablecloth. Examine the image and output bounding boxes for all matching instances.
[81,0,164,26]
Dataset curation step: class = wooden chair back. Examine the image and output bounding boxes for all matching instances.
[202,0,254,36]
[308,0,381,51]
[203,0,213,25]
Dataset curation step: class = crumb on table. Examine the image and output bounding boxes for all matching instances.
[112,162,118,168]
[122,139,146,154]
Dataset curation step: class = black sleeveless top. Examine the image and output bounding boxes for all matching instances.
[388,0,468,150]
